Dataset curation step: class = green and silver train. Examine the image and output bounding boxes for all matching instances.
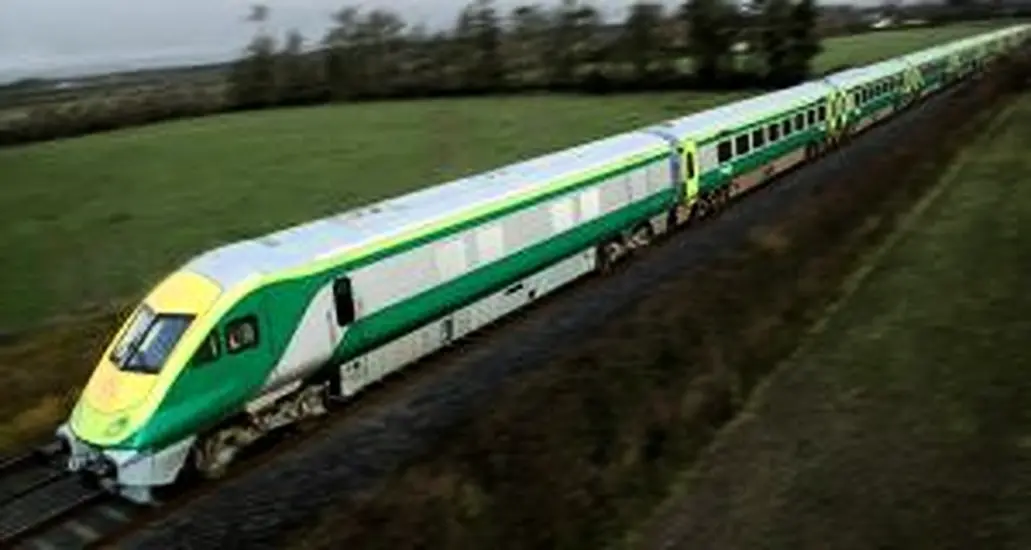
[57,24,1030,503]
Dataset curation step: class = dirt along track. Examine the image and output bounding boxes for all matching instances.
[110,79,983,549]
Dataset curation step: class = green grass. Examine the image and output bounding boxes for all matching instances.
[813,22,1015,72]
[628,92,1031,550]
[0,92,743,332]
[0,22,1016,333]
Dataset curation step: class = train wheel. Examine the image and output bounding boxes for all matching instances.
[596,239,623,274]
[667,206,687,231]
[192,425,261,480]
[720,186,733,210]
[628,223,654,252]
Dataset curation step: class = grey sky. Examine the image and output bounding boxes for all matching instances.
[0,0,855,82]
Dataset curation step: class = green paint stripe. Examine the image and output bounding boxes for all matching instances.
[698,128,820,191]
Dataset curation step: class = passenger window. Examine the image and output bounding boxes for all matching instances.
[333,277,356,326]
[735,134,750,155]
[807,109,815,125]
[225,316,259,354]
[782,119,793,136]
[794,113,804,130]
[717,141,732,163]
[752,128,765,148]
[768,123,780,142]
[818,105,827,121]
[191,330,220,366]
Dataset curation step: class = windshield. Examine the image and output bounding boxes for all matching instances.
[109,304,194,374]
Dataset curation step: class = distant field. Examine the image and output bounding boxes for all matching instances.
[0,93,745,331]
[630,92,1031,550]
[813,21,1014,72]
[0,22,1015,333]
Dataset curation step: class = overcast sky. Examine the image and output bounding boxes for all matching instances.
[0,0,859,82]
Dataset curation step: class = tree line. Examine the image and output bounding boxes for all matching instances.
[230,0,822,110]
[2,0,1013,148]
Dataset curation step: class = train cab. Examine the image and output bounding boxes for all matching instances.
[57,269,224,502]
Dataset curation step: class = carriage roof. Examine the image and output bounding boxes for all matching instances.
[902,43,950,65]
[186,130,669,289]
[648,82,834,143]
[822,58,909,89]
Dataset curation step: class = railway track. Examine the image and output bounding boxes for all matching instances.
[0,443,142,550]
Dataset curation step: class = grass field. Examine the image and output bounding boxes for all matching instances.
[812,21,1016,73]
[0,23,1014,335]
[0,92,744,332]
[630,91,1031,550]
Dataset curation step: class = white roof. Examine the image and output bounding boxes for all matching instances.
[823,58,909,89]
[902,44,952,65]
[186,130,669,289]
[645,81,834,142]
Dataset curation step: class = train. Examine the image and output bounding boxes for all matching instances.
[56,24,1030,504]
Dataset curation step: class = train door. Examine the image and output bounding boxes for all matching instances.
[946,53,961,84]
[901,61,921,100]
[680,141,700,207]
[826,89,849,139]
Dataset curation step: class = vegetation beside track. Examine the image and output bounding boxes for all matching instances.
[284,54,1028,550]
[628,73,1031,550]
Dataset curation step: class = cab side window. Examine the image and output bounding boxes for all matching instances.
[191,330,221,366]
[226,316,260,354]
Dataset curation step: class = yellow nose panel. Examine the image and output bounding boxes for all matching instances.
[81,270,222,416]
[83,358,159,414]
[144,269,222,314]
